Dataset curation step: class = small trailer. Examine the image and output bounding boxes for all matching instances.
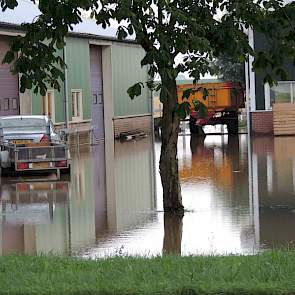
[0,116,70,178]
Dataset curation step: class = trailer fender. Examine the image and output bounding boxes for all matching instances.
[0,150,11,168]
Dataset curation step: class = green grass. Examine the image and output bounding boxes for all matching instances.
[1,251,295,295]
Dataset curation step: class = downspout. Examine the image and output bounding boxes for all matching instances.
[150,70,157,209]
[63,42,70,141]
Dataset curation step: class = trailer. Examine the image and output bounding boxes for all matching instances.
[177,81,245,135]
[0,116,70,178]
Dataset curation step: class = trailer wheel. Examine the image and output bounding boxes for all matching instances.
[189,117,199,134]
[227,116,239,135]
[189,122,199,134]
[189,119,205,136]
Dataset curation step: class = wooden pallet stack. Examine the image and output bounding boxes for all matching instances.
[273,103,295,136]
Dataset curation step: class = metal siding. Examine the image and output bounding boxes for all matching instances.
[66,37,92,121]
[0,38,19,116]
[32,48,65,123]
[33,38,91,123]
[32,85,65,123]
[114,138,154,230]
[112,44,151,117]
[90,46,103,94]
[90,45,104,140]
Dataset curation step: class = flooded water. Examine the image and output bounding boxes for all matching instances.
[1,133,295,256]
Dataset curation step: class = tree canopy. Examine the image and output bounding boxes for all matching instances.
[212,54,245,84]
[1,0,295,96]
[2,0,295,213]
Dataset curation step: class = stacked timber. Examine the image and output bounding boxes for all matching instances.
[273,103,295,136]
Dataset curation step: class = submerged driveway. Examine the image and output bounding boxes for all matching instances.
[0,135,294,256]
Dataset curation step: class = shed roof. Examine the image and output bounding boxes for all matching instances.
[0,0,134,41]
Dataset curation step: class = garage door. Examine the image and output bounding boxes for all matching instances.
[90,45,104,141]
[0,39,19,116]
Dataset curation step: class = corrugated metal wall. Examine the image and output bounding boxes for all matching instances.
[30,37,151,127]
[66,37,92,121]
[114,137,154,230]
[90,45,104,140]
[112,43,151,117]
[33,38,92,123]
[32,49,65,123]
[0,37,19,116]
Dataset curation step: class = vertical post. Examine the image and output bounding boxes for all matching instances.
[264,83,271,110]
[248,28,256,113]
[150,84,157,209]
[246,49,254,242]
[63,42,70,142]
[267,154,273,193]
[291,82,294,103]
[245,32,251,136]
[252,153,260,250]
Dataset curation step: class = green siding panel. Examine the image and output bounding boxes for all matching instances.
[32,39,151,122]
[112,44,151,117]
[66,37,92,121]
[32,37,92,123]
[32,82,65,123]
[114,138,154,230]
[32,47,65,123]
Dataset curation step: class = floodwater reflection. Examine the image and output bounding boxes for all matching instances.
[2,134,295,256]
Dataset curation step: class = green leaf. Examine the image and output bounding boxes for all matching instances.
[177,101,191,120]
[127,82,143,100]
[203,88,209,100]
[263,74,275,86]
[117,27,128,40]
[146,80,161,92]
[182,88,193,100]
[193,100,208,118]
[20,75,32,90]
[2,51,15,64]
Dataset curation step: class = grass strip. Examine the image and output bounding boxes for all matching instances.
[1,250,295,295]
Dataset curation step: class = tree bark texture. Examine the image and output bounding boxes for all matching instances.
[163,213,183,255]
[159,76,184,214]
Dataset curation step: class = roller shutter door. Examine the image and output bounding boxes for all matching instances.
[0,39,19,116]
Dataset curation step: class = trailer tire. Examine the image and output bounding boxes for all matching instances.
[227,117,239,135]
[189,122,199,134]
[189,117,200,135]
[189,120,205,136]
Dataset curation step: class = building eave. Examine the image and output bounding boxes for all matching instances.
[0,21,138,45]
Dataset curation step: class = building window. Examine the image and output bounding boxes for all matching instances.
[71,90,83,121]
[270,81,295,105]
[3,98,9,111]
[42,90,55,122]
[9,98,18,110]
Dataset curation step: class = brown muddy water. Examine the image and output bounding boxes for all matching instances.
[0,133,295,257]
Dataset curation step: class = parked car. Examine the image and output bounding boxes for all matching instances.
[0,115,61,144]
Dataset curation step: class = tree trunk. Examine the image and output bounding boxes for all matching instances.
[163,213,183,255]
[159,76,184,215]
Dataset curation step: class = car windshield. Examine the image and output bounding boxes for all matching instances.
[0,118,48,134]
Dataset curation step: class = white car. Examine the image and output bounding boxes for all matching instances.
[0,115,61,144]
